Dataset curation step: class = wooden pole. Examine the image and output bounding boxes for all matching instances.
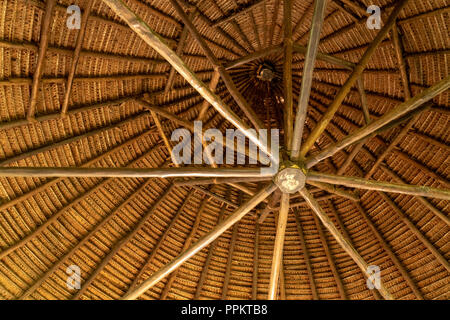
[299,0,410,157]
[174,176,271,186]
[283,0,294,146]
[268,193,289,300]
[19,178,159,299]
[252,220,260,299]
[72,184,175,299]
[101,0,271,158]
[291,0,327,158]
[311,212,347,299]
[191,185,238,209]
[299,188,394,300]
[336,77,371,175]
[222,217,239,299]
[0,167,272,178]
[306,181,359,201]
[160,194,209,299]
[122,183,278,299]
[164,8,198,95]
[27,0,56,121]
[211,0,265,28]
[307,171,450,200]
[306,75,450,167]
[293,209,319,299]
[195,201,227,299]
[376,191,450,273]
[127,190,196,293]
[61,1,93,116]
[225,45,283,69]
[169,0,265,131]
[353,202,424,299]
[257,190,281,224]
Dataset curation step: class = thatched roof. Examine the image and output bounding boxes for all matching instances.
[0,0,448,300]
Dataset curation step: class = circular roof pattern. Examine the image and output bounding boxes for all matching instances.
[0,0,448,300]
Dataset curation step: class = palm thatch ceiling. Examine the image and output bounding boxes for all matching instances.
[0,0,448,300]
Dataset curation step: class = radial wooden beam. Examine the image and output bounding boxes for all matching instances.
[191,185,238,209]
[252,221,260,299]
[127,189,196,293]
[164,8,197,95]
[174,176,271,186]
[101,0,270,157]
[0,111,150,167]
[161,194,209,299]
[197,70,221,121]
[122,183,277,300]
[353,202,424,299]
[257,190,281,224]
[362,23,422,180]
[225,45,283,69]
[283,0,294,146]
[18,177,159,299]
[376,191,450,273]
[306,75,450,167]
[0,167,272,178]
[194,201,227,299]
[311,212,347,299]
[290,0,327,158]
[169,0,265,131]
[293,209,318,299]
[60,1,93,116]
[299,0,410,157]
[380,165,450,227]
[325,201,382,300]
[0,144,165,262]
[336,77,371,175]
[299,188,394,300]
[222,216,239,299]
[211,0,265,28]
[27,0,56,121]
[307,171,450,200]
[268,193,289,300]
[269,0,281,46]
[72,184,175,299]
[306,181,359,201]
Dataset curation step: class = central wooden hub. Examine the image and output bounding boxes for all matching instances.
[274,165,306,194]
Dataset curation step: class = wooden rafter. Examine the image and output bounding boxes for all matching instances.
[293,209,318,299]
[122,183,277,300]
[268,193,289,299]
[61,1,93,116]
[299,0,411,158]
[27,0,56,121]
[353,202,424,299]
[311,212,347,299]
[164,9,198,95]
[72,183,175,299]
[299,188,394,300]
[306,76,450,168]
[102,0,270,158]
[195,200,228,299]
[291,0,327,158]
[283,0,293,146]
[211,0,265,28]
[169,0,264,131]
[161,194,209,299]
[127,189,196,293]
